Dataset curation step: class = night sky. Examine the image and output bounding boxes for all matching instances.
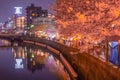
[0,0,55,23]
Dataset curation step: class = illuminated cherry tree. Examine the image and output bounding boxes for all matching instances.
[54,0,120,50]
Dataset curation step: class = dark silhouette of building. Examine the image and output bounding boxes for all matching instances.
[26,3,48,29]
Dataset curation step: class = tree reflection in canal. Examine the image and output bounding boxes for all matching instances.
[0,40,71,80]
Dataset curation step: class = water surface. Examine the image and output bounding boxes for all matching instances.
[0,40,70,80]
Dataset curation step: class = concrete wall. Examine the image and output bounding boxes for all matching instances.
[68,53,120,80]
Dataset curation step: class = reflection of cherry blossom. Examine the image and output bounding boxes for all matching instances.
[45,55,70,80]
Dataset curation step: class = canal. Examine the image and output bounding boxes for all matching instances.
[0,39,71,80]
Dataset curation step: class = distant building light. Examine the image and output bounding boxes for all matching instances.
[30,17,32,19]
[32,13,35,17]
[42,14,44,16]
[30,24,34,28]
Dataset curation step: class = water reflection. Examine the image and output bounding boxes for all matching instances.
[0,39,11,46]
[0,40,70,80]
[15,59,24,69]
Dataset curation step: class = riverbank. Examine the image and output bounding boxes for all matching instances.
[18,36,120,80]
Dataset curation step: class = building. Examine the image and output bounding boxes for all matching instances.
[4,18,14,30]
[13,7,26,31]
[31,14,58,39]
[0,17,15,34]
[0,23,4,30]
[26,3,48,29]
[16,16,26,29]
[13,14,26,31]
[32,14,55,26]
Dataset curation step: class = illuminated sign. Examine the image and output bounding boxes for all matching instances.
[14,7,23,15]
[15,59,24,69]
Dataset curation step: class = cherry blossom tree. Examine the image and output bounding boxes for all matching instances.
[54,0,120,50]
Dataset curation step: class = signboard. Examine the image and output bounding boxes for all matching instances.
[109,41,118,65]
[14,7,23,15]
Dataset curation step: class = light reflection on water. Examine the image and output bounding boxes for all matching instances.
[0,40,71,80]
